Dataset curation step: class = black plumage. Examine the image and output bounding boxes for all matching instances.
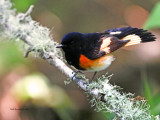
[57,27,156,71]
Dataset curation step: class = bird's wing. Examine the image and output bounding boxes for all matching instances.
[83,34,130,60]
[103,27,156,47]
[99,35,130,54]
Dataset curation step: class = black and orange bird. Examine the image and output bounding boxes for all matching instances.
[57,27,156,79]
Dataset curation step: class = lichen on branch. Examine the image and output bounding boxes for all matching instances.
[0,0,62,58]
[0,0,159,119]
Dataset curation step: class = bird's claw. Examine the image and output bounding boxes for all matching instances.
[72,70,84,80]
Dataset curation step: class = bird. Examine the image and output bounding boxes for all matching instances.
[56,27,156,80]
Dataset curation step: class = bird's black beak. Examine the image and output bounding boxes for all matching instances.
[56,44,64,48]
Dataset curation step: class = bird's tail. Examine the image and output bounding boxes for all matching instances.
[105,27,156,47]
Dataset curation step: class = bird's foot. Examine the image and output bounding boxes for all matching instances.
[90,72,97,83]
[72,70,84,80]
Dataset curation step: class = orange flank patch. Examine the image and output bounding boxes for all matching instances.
[79,54,113,71]
[122,34,141,47]
[79,54,96,69]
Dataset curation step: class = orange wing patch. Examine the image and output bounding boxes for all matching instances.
[100,37,112,53]
[100,37,112,50]
[100,36,130,54]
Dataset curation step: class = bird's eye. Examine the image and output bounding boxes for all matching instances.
[70,40,74,44]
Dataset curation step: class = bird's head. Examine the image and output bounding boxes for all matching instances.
[56,32,83,51]
[56,32,84,66]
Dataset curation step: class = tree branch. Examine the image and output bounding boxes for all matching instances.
[0,0,159,119]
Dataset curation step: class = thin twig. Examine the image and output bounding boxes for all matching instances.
[18,5,34,20]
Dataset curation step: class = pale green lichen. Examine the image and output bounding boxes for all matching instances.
[88,74,155,120]
[64,71,89,85]
[0,0,62,59]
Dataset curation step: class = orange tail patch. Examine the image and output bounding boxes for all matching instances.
[122,34,141,47]
[105,27,156,47]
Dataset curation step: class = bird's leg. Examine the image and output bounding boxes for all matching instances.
[72,70,84,80]
[90,71,97,82]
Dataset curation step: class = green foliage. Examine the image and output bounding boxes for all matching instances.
[102,112,115,120]
[144,2,160,30]
[11,0,38,12]
[143,80,160,116]
[143,80,152,106]
[0,42,29,73]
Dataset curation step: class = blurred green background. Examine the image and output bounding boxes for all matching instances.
[0,0,160,120]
